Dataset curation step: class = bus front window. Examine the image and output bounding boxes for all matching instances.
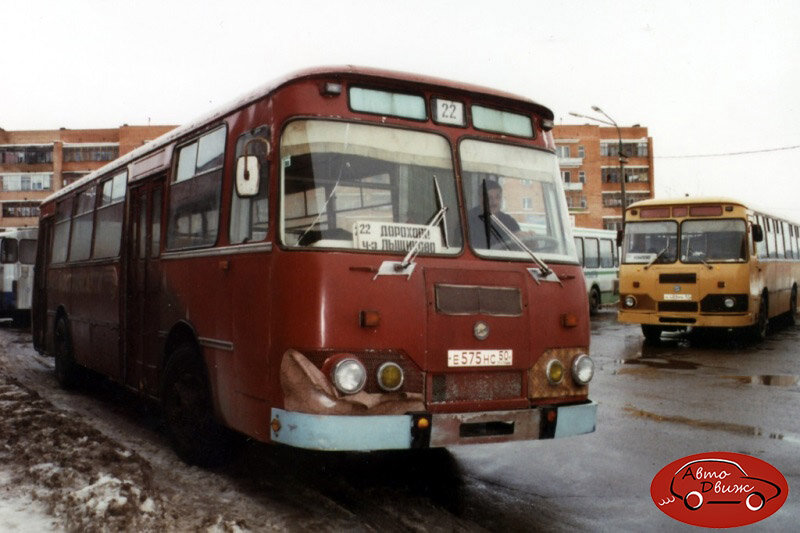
[280,120,462,254]
[460,139,574,262]
[681,219,747,263]
[622,221,678,264]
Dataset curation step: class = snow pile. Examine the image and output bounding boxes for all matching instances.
[0,373,162,532]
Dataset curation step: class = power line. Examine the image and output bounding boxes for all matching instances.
[656,144,800,159]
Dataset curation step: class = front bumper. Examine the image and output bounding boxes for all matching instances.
[618,310,754,328]
[269,401,597,451]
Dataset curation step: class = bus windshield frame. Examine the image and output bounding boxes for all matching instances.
[623,218,748,265]
[279,119,462,255]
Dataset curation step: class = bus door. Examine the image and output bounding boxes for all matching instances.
[125,177,164,393]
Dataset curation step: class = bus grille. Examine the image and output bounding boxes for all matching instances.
[659,273,696,283]
[430,371,522,403]
[435,284,522,316]
[658,301,698,312]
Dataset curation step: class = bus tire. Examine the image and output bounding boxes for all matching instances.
[589,287,601,315]
[641,324,662,343]
[162,345,234,466]
[749,294,769,342]
[54,317,82,389]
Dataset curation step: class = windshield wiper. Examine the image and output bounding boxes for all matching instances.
[644,247,669,269]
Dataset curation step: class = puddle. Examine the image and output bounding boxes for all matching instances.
[624,406,800,445]
[618,357,700,370]
[723,375,800,387]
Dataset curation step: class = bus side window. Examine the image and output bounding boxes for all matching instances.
[52,198,73,263]
[230,126,269,244]
[0,238,17,264]
[69,186,96,262]
[574,237,584,266]
[584,238,600,268]
[599,239,614,268]
[93,171,127,259]
[167,126,226,250]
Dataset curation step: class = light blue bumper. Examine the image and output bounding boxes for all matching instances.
[270,401,597,451]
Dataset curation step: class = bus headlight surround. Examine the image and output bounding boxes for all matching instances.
[332,358,367,395]
[546,359,565,385]
[376,362,404,391]
[572,354,594,385]
[723,297,736,309]
[624,295,637,308]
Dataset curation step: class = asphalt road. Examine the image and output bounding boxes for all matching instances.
[1,312,797,531]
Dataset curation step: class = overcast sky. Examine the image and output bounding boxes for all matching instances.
[4,0,800,219]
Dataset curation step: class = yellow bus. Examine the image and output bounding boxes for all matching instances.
[618,197,800,342]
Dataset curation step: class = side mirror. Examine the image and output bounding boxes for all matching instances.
[752,224,764,243]
[236,155,261,197]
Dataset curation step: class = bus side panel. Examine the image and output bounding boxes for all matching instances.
[33,219,53,352]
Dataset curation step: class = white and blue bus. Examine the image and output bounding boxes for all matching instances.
[0,227,38,325]
[573,227,619,314]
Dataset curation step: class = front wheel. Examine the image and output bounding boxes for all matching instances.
[748,295,769,342]
[641,324,663,343]
[589,287,601,315]
[162,345,235,466]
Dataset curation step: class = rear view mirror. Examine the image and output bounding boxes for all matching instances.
[752,224,764,243]
[236,155,260,197]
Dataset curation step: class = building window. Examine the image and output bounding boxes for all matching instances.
[0,145,53,164]
[63,145,119,163]
[1,201,41,218]
[579,171,586,183]
[556,145,570,158]
[1,173,52,191]
[578,145,585,158]
[62,172,90,186]
[562,171,571,183]
[522,197,533,210]
[637,141,649,157]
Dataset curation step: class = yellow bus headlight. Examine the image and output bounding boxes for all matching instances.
[623,295,637,308]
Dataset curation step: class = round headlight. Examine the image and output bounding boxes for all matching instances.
[376,362,404,391]
[624,295,637,308]
[546,360,565,385]
[332,358,367,395]
[572,354,595,385]
[724,297,735,309]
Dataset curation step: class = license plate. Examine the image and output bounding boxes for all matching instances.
[663,293,692,301]
[447,349,513,367]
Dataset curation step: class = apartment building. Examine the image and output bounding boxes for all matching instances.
[553,124,654,230]
[0,125,174,230]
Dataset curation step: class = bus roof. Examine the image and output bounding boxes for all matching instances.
[626,196,747,210]
[42,66,554,206]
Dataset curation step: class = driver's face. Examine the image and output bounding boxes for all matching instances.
[487,189,502,214]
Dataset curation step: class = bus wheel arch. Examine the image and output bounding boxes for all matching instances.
[161,330,235,466]
[53,311,81,389]
[589,286,601,315]
[749,290,769,342]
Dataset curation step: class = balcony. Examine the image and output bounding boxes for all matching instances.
[558,156,583,168]
[563,182,584,191]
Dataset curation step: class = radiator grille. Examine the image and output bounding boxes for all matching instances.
[431,371,522,403]
[658,301,698,312]
[659,273,696,283]
[435,284,522,316]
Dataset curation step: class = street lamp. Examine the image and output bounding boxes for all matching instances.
[569,107,628,230]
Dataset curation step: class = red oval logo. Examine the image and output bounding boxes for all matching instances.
[651,452,789,528]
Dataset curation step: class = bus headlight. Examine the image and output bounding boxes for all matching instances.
[723,297,736,309]
[376,362,404,391]
[624,295,637,308]
[546,360,565,385]
[332,358,367,395]
[572,354,594,385]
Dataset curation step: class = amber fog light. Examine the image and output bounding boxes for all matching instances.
[624,295,637,308]
[376,362,404,391]
[546,360,565,385]
[572,354,594,385]
[332,358,367,395]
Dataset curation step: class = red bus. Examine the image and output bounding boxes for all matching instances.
[32,67,596,464]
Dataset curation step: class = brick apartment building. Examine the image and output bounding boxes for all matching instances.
[553,124,654,230]
[0,125,174,230]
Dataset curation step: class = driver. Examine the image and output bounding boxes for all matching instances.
[468,180,521,249]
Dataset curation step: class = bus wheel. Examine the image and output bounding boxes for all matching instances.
[162,345,234,466]
[54,317,81,389]
[641,325,662,343]
[749,295,769,342]
[589,287,601,315]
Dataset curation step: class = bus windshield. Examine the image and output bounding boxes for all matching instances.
[280,120,462,253]
[681,219,747,263]
[622,221,678,264]
[460,139,573,261]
